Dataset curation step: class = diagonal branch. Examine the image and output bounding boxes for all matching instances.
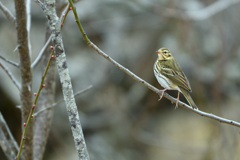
[0,1,16,25]
[0,55,19,68]
[0,61,21,90]
[0,113,19,160]
[31,35,52,69]
[88,42,240,128]
[68,0,240,128]
[33,85,93,117]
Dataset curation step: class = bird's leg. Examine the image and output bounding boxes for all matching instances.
[158,89,167,101]
[175,91,180,109]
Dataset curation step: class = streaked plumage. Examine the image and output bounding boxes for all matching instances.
[154,48,198,109]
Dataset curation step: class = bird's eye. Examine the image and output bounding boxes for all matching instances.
[164,51,167,54]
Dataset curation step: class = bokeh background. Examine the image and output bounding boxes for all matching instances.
[1,0,240,159]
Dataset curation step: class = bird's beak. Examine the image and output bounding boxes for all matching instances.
[157,50,161,54]
[157,50,165,60]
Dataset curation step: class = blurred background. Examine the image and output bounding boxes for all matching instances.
[1,0,240,159]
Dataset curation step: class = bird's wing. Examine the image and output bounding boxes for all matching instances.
[160,59,192,92]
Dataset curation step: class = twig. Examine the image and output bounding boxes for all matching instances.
[0,1,16,25]
[0,55,19,67]
[16,49,55,160]
[0,61,21,91]
[33,85,93,117]
[68,0,90,43]
[68,0,240,128]
[0,113,19,160]
[31,35,52,69]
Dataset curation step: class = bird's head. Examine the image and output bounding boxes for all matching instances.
[157,48,173,60]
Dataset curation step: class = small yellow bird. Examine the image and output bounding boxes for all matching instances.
[153,48,198,109]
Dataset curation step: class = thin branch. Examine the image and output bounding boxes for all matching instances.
[0,61,21,90]
[31,35,52,69]
[88,42,240,128]
[0,113,19,160]
[33,85,93,117]
[68,0,240,128]
[16,49,55,160]
[0,55,19,67]
[0,1,16,25]
[160,0,240,21]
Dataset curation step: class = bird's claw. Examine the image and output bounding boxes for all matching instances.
[174,100,179,109]
[158,94,164,101]
[174,91,180,109]
[157,89,167,101]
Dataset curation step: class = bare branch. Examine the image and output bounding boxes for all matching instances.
[0,112,19,160]
[88,42,240,128]
[0,1,16,25]
[36,0,90,159]
[31,35,52,69]
[0,61,21,90]
[66,0,240,128]
[161,0,240,21]
[14,0,33,159]
[0,55,19,67]
[33,4,70,159]
[33,85,93,117]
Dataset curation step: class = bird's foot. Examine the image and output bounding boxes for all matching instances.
[157,89,167,101]
[174,100,179,109]
[174,91,180,109]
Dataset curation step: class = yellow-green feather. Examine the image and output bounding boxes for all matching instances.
[157,58,192,92]
[180,88,198,109]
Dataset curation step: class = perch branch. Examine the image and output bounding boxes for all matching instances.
[69,0,240,128]
[88,44,240,128]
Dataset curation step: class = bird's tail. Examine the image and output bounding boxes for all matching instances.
[180,89,198,109]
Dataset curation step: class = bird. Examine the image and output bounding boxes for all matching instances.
[153,47,198,109]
